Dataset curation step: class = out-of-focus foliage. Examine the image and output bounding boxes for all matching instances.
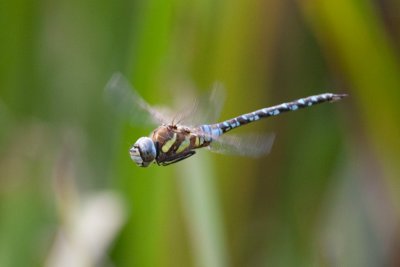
[0,0,399,266]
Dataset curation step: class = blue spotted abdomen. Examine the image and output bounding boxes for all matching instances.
[206,93,346,135]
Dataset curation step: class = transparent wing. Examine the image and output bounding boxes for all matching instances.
[208,133,275,158]
[170,82,225,126]
[104,72,175,126]
[186,82,225,125]
[104,73,226,127]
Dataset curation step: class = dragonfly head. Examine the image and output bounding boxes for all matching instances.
[129,137,156,167]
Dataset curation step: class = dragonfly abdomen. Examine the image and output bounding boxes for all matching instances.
[210,93,346,134]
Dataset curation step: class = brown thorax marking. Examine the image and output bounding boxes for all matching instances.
[151,124,209,164]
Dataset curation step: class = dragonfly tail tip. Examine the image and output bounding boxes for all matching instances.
[330,93,348,102]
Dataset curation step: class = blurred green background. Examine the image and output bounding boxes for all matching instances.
[1,0,400,266]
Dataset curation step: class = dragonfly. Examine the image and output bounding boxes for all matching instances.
[106,73,347,167]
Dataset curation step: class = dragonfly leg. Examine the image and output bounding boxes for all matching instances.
[157,151,196,166]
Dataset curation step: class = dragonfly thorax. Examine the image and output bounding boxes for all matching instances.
[129,137,156,167]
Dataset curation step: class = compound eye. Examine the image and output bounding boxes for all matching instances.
[129,137,156,167]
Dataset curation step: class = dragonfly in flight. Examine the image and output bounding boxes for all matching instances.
[106,73,346,167]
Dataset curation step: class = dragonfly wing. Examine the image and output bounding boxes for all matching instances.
[177,82,226,126]
[196,82,225,124]
[208,133,275,158]
[104,73,174,126]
